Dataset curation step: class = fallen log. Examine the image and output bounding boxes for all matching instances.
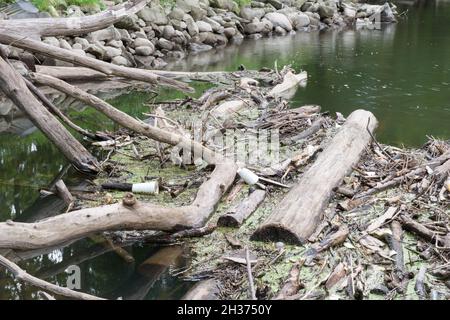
[251,110,378,244]
[399,214,449,248]
[0,0,147,38]
[0,32,192,92]
[217,189,266,227]
[182,279,221,300]
[35,66,110,82]
[0,57,99,174]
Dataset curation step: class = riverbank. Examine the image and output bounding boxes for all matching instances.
[17,0,398,69]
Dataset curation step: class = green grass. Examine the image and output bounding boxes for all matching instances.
[30,0,104,13]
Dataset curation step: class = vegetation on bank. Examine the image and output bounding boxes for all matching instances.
[0,0,104,13]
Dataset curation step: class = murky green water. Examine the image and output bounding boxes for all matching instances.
[1,0,449,299]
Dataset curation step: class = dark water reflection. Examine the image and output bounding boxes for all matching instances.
[1,0,449,299]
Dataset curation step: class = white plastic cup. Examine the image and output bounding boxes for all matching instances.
[131,181,159,194]
[237,168,259,185]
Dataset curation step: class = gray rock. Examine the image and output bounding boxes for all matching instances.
[203,16,222,32]
[163,25,176,39]
[247,33,263,40]
[274,25,287,35]
[152,57,168,69]
[138,5,168,25]
[114,14,140,30]
[134,55,155,69]
[134,31,147,39]
[117,29,133,44]
[166,50,185,60]
[133,37,153,48]
[176,0,200,12]
[85,43,106,59]
[240,6,265,20]
[157,38,174,50]
[74,37,90,49]
[107,40,123,48]
[380,3,397,23]
[266,0,283,10]
[191,7,207,20]
[210,0,238,12]
[171,30,188,45]
[43,37,60,48]
[186,18,200,36]
[59,39,72,50]
[287,12,310,29]
[87,27,120,42]
[318,4,335,19]
[223,27,237,38]
[72,43,83,50]
[264,12,292,31]
[169,7,186,20]
[103,46,122,60]
[134,46,154,56]
[196,20,213,32]
[111,56,130,66]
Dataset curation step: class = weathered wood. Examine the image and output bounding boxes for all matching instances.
[54,179,74,206]
[0,0,147,38]
[0,57,99,174]
[251,110,378,244]
[36,66,110,82]
[0,32,192,92]
[400,214,449,247]
[217,189,266,227]
[0,254,104,300]
[182,279,221,300]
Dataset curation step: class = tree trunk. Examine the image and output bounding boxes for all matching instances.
[251,110,378,244]
[0,57,99,174]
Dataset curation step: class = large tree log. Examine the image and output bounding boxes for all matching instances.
[251,110,378,244]
[0,32,192,92]
[0,57,99,174]
[0,0,147,38]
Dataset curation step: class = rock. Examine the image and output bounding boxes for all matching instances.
[163,25,176,39]
[72,43,83,50]
[264,12,292,31]
[266,0,283,10]
[135,46,154,56]
[133,55,154,68]
[203,16,222,32]
[244,18,273,34]
[87,27,120,42]
[85,43,106,59]
[58,39,72,50]
[176,0,200,12]
[380,3,397,23]
[138,5,168,25]
[318,4,335,19]
[171,30,188,45]
[210,0,238,12]
[274,25,287,36]
[117,29,133,44]
[134,31,147,39]
[169,7,186,20]
[152,57,168,69]
[133,37,153,48]
[107,40,123,48]
[157,38,174,50]
[240,6,265,20]
[191,7,207,20]
[111,56,130,67]
[166,50,185,60]
[74,37,90,50]
[287,12,310,29]
[114,13,140,30]
[188,42,213,53]
[196,20,213,32]
[103,46,122,60]
[186,18,200,36]
[223,27,237,38]
[198,32,228,46]
[43,37,60,48]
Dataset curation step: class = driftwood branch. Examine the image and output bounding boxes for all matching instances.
[0,254,104,300]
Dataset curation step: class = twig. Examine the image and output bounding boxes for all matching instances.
[245,247,257,300]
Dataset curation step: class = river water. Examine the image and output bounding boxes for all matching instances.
[0,0,449,299]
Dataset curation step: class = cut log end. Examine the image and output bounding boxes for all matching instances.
[250,224,304,245]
